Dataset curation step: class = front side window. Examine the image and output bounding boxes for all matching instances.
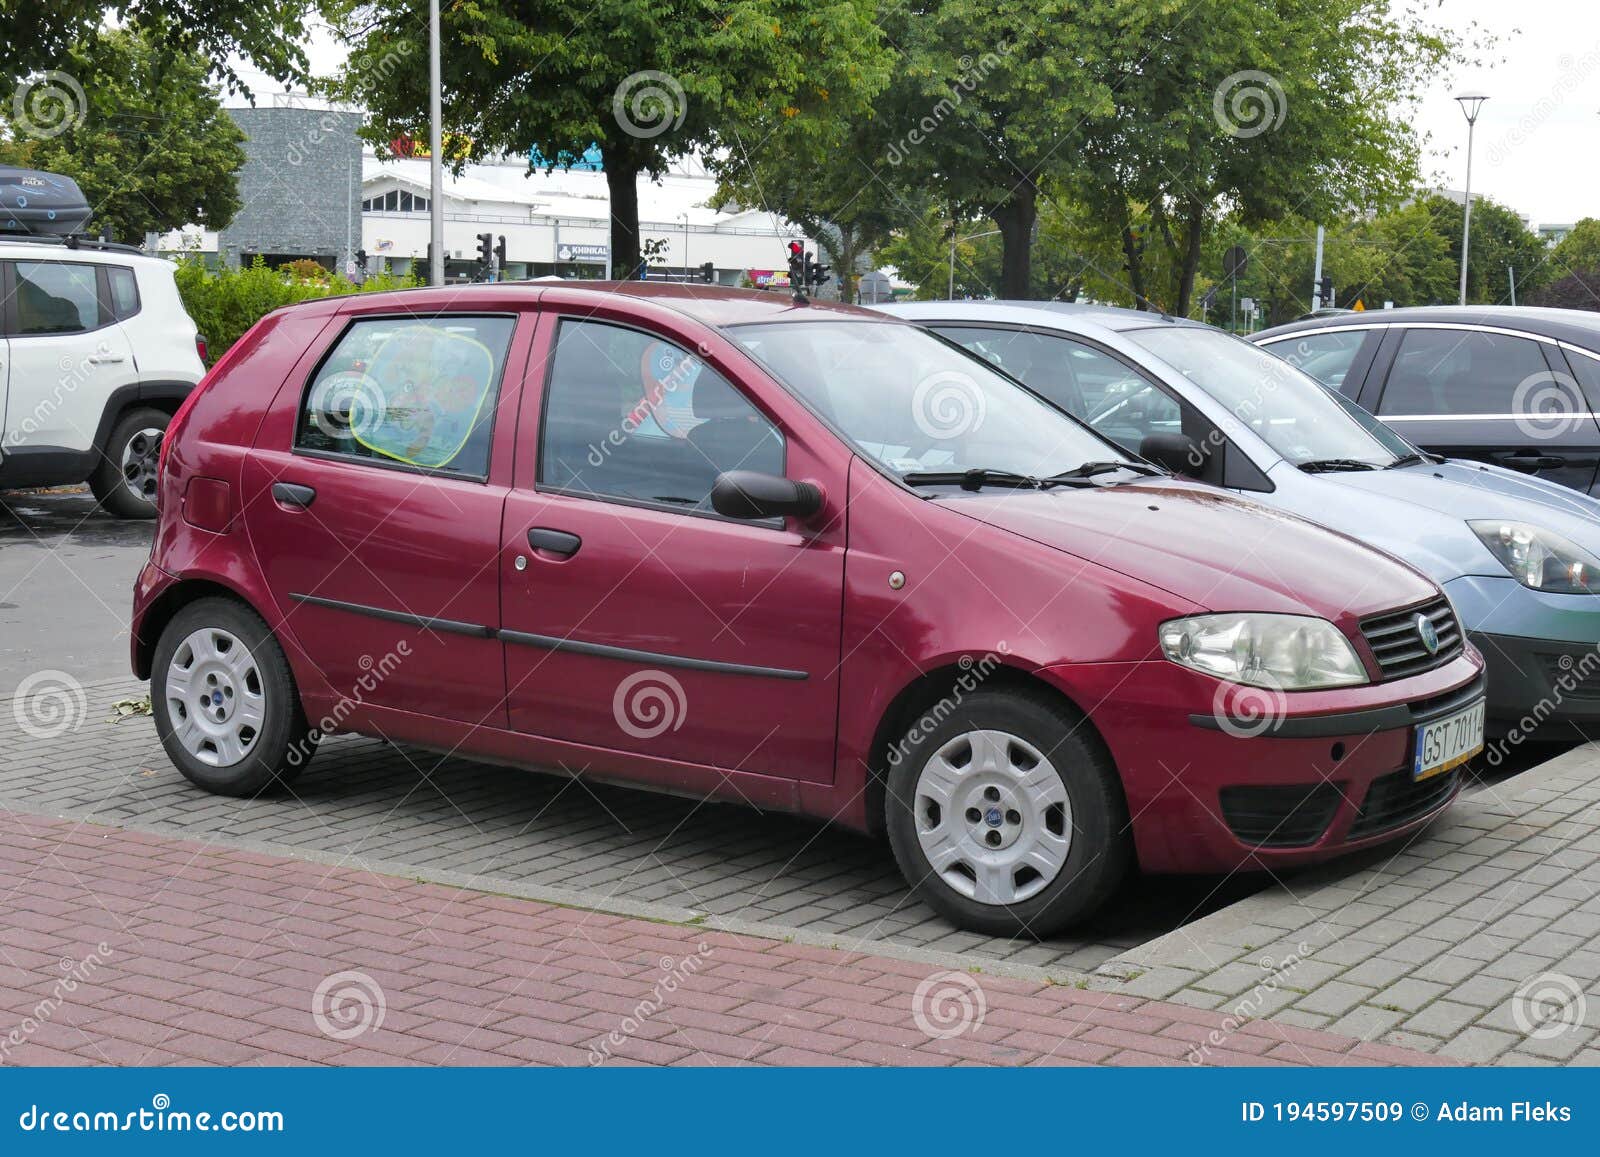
[297,315,515,476]
[14,261,100,334]
[734,320,1124,480]
[1260,329,1372,395]
[1378,328,1559,416]
[1130,326,1411,467]
[539,319,783,512]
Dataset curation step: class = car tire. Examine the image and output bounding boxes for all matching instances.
[90,407,168,519]
[151,596,314,796]
[884,687,1131,938]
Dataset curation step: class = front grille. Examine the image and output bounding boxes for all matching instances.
[1348,767,1459,840]
[1360,597,1462,681]
[1219,783,1343,848]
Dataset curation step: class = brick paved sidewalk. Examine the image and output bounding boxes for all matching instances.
[0,812,1445,1067]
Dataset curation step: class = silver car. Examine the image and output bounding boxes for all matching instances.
[879,300,1600,739]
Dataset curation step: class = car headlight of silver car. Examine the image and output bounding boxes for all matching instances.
[1468,521,1600,595]
[1158,613,1368,689]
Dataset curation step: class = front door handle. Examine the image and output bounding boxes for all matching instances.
[86,354,126,364]
[272,482,317,508]
[1495,452,1566,472]
[527,527,581,557]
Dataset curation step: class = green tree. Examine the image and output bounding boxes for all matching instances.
[1420,193,1550,305]
[0,29,246,241]
[1548,218,1600,279]
[332,0,888,279]
[1,0,321,97]
[1066,0,1458,316]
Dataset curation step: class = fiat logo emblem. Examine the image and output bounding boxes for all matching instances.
[1415,612,1440,655]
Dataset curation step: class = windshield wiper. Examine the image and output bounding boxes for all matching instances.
[1298,458,1378,473]
[902,468,1046,491]
[1047,460,1168,482]
[1385,451,1442,469]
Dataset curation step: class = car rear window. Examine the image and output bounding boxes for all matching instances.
[296,315,515,477]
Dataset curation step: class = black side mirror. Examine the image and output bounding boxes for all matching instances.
[711,471,824,521]
[1139,432,1205,478]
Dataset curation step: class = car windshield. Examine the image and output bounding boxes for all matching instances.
[1128,327,1414,467]
[731,320,1126,481]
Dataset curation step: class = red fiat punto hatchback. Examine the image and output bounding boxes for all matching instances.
[131,283,1486,936]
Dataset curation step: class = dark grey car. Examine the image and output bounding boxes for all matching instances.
[1253,307,1600,496]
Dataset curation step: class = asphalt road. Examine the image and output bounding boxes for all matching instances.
[0,487,152,696]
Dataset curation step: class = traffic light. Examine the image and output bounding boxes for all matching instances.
[475,232,494,274]
[494,235,507,268]
[700,261,715,283]
[804,254,831,290]
[354,249,368,274]
[787,240,805,285]
[1318,275,1334,308]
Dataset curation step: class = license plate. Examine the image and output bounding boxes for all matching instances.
[1413,698,1485,781]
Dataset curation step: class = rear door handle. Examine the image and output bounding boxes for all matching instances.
[1495,452,1566,471]
[272,482,317,508]
[527,527,581,556]
[86,354,125,364]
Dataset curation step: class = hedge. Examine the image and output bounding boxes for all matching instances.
[174,257,423,364]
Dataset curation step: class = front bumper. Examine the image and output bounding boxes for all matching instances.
[1044,652,1483,875]
[1444,574,1600,731]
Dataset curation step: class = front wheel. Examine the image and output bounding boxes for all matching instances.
[884,688,1130,938]
[151,597,314,796]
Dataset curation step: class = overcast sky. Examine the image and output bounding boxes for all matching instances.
[229,2,1598,227]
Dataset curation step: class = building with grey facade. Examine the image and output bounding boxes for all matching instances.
[217,102,363,272]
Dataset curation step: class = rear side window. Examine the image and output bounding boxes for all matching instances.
[1378,328,1557,416]
[296,315,515,476]
[107,266,140,319]
[13,261,101,334]
[539,319,783,513]
[1261,330,1371,396]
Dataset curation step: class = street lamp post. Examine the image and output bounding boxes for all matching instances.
[949,228,1001,300]
[1455,91,1488,307]
[681,213,690,279]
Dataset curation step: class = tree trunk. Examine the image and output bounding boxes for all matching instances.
[1120,222,1148,311]
[604,159,642,279]
[994,184,1036,299]
[1175,199,1205,316]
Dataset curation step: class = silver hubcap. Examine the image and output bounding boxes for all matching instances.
[914,729,1073,906]
[121,427,163,504]
[165,627,266,767]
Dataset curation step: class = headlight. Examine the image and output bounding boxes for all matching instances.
[1468,521,1600,594]
[1158,613,1367,689]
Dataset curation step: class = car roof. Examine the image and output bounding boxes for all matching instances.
[880,298,1208,337]
[0,237,174,270]
[294,280,893,330]
[1255,305,1600,348]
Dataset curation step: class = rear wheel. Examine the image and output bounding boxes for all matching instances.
[884,688,1130,938]
[151,597,313,796]
[90,406,168,519]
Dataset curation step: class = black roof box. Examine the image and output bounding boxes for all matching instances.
[0,169,92,236]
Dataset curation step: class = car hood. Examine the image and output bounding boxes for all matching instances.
[1301,459,1600,580]
[947,478,1438,620]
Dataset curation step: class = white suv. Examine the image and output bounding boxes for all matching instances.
[0,236,206,518]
